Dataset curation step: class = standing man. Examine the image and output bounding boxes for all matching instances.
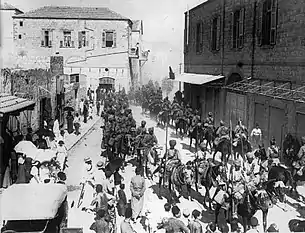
[79,98,84,116]
[130,166,146,223]
[250,123,262,150]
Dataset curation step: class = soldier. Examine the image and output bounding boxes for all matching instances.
[195,142,209,188]
[216,121,230,140]
[293,136,305,176]
[244,152,260,190]
[135,120,147,164]
[267,137,280,166]
[141,127,158,178]
[234,119,247,139]
[230,160,245,218]
[205,112,214,128]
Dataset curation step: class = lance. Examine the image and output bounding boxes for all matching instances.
[162,108,169,186]
[229,119,235,219]
[194,122,199,192]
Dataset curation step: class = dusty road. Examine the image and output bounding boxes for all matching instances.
[66,105,305,233]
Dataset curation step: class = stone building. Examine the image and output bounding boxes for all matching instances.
[12,6,147,92]
[183,0,305,147]
[0,3,23,69]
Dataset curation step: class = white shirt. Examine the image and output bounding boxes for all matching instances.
[251,128,262,137]
[244,159,260,175]
[79,101,84,112]
[53,120,60,134]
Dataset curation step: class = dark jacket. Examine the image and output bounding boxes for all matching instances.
[90,218,109,233]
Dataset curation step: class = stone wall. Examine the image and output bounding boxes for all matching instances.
[185,0,305,82]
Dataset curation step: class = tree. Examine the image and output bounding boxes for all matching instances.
[161,78,174,96]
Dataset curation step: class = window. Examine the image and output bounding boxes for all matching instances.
[78,31,88,48]
[232,8,245,48]
[19,21,23,27]
[102,30,117,48]
[61,31,74,48]
[18,34,22,39]
[211,17,220,51]
[196,22,203,53]
[70,74,79,83]
[261,0,277,45]
[184,12,189,53]
[41,30,52,47]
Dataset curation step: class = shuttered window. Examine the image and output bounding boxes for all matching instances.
[41,30,52,47]
[211,17,218,51]
[261,0,278,46]
[195,21,203,53]
[232,8,245,49]
[102,30,117,48]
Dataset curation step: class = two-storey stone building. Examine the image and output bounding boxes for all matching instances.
[12,6,147,92]
[183,0,305,147]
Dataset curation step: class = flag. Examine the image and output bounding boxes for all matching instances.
[168,66,175,80]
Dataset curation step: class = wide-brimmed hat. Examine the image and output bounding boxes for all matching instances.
[250,217,259,227]
[84,157,92,163]
[58,140,65,145]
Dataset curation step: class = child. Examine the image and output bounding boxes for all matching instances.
[214,182,230,223]
[117,183,127,217]
[188,209,203,233]
[182,208,191,226]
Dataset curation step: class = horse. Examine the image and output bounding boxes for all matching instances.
[202,126,216,151]
[232,137,252,160]
[175,118,188,136]
[199,163,223,209]
[168,163,194,202]
[159,161,194,203]
[141,101,149,114]
[267,166,295,202]
[157,111,168,127]
[213,138,232,163]
[189,125,203,149]
[282,133,301,166]
[215,188,272,232]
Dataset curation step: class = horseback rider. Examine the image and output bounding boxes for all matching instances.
[163,140,182,186]
[136,120,147,163]
[195,142,209,187]
[267,137,280,166]
[230,160,246,218]
[189,110,201,133]
[233,119,248,146]
[292,136,305,176]
[244,152,260,190]
[205,112,214,129]
[142,127,158,178]
[214,120,230,145]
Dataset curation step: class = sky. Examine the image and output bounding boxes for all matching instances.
[6,0,205,49]
[5,0,206,82]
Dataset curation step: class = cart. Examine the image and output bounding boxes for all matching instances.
[1,184,68,233]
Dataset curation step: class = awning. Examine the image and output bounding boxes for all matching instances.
[175,73,224,85]
[226,78,305,103]
[0,93,35,115]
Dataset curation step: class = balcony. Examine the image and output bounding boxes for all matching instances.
[140,50,149,61]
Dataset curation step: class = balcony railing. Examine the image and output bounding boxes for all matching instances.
[129,48,139,58]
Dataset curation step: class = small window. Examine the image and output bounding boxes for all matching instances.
[18,34,22,39]
[102,31,117,48]
[232,8,245,49]
[41,30,52,47]
[196,22,203,53]
[63,31,73,48]
[20,21,23,27]
[211,18,218,51]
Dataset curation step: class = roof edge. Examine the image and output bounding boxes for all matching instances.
[12,15,132,22]
[184,0,217,14]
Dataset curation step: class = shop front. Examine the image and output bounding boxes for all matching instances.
[0,93,35,187]
[175,73,225,124]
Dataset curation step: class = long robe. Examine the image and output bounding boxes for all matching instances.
[130,174,146,219]
[80,166,95,209]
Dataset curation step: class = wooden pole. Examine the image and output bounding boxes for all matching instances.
[163,109,169,186]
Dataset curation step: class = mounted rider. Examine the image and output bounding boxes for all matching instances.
[233,119,248,146]
[292,136,305,176]
[267,137,280,166]
[195,142,209,187]
[135,120,147,163]
[244,152,260,191]
[163,140,182,186]
[142,127,158,178]
[230,160,246,218]
[204,112,214,130]
[189,110,201,134]
[214,120,230,146]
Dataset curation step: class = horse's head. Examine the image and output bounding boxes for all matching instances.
[273,181,286,203]
[254,189,273,211]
